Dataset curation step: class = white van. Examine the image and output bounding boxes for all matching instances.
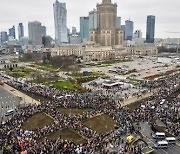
[154,140,168,148]
[165,137,176,144]
[152,132,166,139]
[5,109,15,116]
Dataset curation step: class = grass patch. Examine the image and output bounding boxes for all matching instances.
[31,77,61,84]
[99,59,133,65]
[83,114,116,134]
[53,81,76,90]
[35,63,58,71]
[3,67,37,78]
[22,112,53,130]
[70,72,104,77]
[57,108,91,115]
[39,128,87,144]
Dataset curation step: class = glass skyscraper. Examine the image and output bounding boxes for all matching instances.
[146,15,155,43]
[18,23,24,40]
[41,26,47,36]
[53,0,68,45]
[80,17,89,42]
[9,26,16,39]
[28,21,42,45]
[89,9,97,30]
[125,20,134,41]
[0,31,8,43]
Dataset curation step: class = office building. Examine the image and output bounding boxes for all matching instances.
[9,26,16,39]
[134,30,142,39]
[28,21,42,45]
[90,0,124,46]
[18,23,24,40]
[125,20,134,41]
[89,9,97,30]
[116,17,121,29]
[42,35,53,47]
[53,0,68,45]
[80,17,89,42]
[0,31,8,43]
[69,35,81,44]
[72,27,77,35]
[146,15,155,43]
[41,26,47,36]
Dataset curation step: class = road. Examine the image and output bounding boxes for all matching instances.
[0,86,20,123]
[140,122,180,154]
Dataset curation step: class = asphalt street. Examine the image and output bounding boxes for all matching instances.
[140,122,180,154]
[0,86,20,123]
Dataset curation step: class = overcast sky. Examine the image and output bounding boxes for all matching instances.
[0,0,180,39]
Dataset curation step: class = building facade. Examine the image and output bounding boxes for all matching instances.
[18,23,24,40]
[134,30,142,39]
[90,0,123,47]
[146,15,155,43]
[41,26,47,36]
[80,17,89,42]
[9,26,16,39]
[0,32,8,43]
[116,17,121,29]
[125,20,133,41]
[28,21,42,45]
[53,0,68,45]
[89,9,97,30]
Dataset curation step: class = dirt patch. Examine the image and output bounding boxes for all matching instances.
[39,128,87,144]
[57,108,91,115]
[83,114,116,134]
[22,112,53,130]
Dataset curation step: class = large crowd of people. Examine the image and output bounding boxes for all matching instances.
[0,73,179,153]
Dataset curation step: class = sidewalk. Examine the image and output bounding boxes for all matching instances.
[121,91,154,107]
[1,83,40,105]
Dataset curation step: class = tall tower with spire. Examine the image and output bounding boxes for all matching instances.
[90,0,123,47]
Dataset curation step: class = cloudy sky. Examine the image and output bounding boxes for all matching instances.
[0,0,179,39]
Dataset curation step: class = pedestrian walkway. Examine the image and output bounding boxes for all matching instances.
[1,83,40,105]
[121,91,155,107]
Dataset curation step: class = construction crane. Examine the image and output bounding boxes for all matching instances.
[165,31,180,53]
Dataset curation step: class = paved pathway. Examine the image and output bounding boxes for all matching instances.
[120,91,155,107]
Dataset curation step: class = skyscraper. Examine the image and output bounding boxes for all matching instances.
[28,21,42,45]
[53,0,68,45]
[9,26,16,39]
[80,17,89,42]
[146,15,155,43]
[90,0,124,46]
[89,9,97,30]
[0,31,8,43]
[134,30,142,39]
[72,27,77,35]
[125,20,134,41]
[18,23,24,40]
[41,26,47,36]
[116,17,121,29]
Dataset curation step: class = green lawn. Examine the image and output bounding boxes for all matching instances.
[3,67,37,78]
[70,72,104,77]
[35,63,57,71]
[53,81,76,90]
[32,77,61,84]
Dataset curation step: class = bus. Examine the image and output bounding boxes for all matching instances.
[154,140,168,148]
[152,132,166,139]
[5,109,15,116]
[165,137,176,144]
